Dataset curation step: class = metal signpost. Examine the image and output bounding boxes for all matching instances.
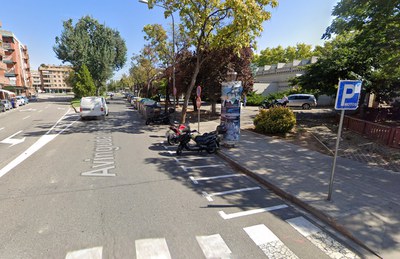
[196,86,202,132]
[328,80,362,201]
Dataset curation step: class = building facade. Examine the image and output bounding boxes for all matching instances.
[0,25,33,95]
[31,70,41,92]
[253,57,318,96]
[38,65,72,93]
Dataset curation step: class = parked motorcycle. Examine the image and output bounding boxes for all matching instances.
[176,125,227,155]
[166,121,190,145]
[259,99,287,109]
[146,108,175,125]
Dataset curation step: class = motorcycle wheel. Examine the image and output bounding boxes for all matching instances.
[167,134,178,145]
[176,145,183,155]
[206,145,217,154]
[145,119,151,125]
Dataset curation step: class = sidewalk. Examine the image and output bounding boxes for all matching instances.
[191,106,399,259]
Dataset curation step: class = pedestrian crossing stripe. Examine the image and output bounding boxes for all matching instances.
[244,224,299,258]
[219,204,288,219]
[196,234,232,258]
[286,217,360,259]
[65,246,102,259]
[65,221,359,259]
[135,238,171,259]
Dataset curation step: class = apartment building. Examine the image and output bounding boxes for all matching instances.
[38,65,72,93]
[31,70,41,91]
[0,25,33,95]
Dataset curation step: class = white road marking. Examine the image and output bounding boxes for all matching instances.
[22,115,31,120]
[0,130,26,147]
[65,246,102,259]
[135,238,171,259]
[0,127,4,131]
[287,217,360,259]
[244,224,298,258]
[175,156,215,161]
[202,187,260,201]
[196,234,232,259]
[219,204,288,219]
[19,108,36,112]
[0,109,78,178]
[180,164,224,172]
[190,174,243,184]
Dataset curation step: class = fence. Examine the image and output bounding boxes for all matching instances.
[343,116,400,149]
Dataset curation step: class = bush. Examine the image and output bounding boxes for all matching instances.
[253,107,296,134]
[246,91,265,106]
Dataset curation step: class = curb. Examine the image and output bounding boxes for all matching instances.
[216,142,381,258]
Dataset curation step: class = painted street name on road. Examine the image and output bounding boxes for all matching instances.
[81,133,119,177]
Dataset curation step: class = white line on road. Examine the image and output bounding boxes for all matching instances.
[244,224,298,258]
[22,115,31,120]
[38,110,43,113]
[190,174,243,184]
[135,238,171,259]
[196,234,232,259]
[0,127,4,131]
[0,130,26,147]
[175,156,215,161]
[65,246,103,259]
[0,109,78,178]
[219,204,288,219]
[180,164,224,172]
[203,187,261,201]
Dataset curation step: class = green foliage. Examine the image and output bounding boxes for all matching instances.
[54,16,127,91]
[320,0,400,101]
[246,91,265,106]
[71,64,96,98]
[253,43,317,66]
[254,107,296,134]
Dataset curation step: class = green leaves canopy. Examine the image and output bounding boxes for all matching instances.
[54,16,127,90]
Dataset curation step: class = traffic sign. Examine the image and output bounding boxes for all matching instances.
[335,80,362,110]
[196,97,201,108]
[196,85,201,97]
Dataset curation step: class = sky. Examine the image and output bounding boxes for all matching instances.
[2,0,339,80]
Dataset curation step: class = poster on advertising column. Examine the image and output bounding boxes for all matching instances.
[221,81,243,146]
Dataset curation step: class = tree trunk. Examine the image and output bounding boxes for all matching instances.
[181,57,201,123]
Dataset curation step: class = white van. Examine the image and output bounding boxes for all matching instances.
[80,96,109,119]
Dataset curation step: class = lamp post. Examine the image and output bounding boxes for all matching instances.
[139,0,176,116]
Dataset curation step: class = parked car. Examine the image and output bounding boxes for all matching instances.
[16,96,25,106]
[80,96,109,120]
[23,96,29,104]
[29,95,38,102]
[287,94,317,109]
[0,101,5,112]
[1,99,12,111]
[10,98,19,108]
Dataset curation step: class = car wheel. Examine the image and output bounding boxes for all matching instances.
[302,103,311,110]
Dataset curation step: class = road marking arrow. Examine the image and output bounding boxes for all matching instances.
[0,130,26,147]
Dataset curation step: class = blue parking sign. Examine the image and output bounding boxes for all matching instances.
[335,80,362,110]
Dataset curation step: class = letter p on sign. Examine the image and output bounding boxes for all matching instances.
[335,80,362,110]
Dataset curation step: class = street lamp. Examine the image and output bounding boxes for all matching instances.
[139,0,176,116]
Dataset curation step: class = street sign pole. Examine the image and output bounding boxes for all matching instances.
[327,109,345,201]
[327,80,362,201]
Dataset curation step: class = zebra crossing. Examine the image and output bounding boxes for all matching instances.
[65,217,359,258]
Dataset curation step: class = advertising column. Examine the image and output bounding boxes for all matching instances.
[220,77,243,147]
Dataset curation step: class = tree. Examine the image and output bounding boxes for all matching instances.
[144,0,278,123]
[253,43,315,67]
[54,16,127,94]
[290,33,370,97]
[323,0,400,101]
[69,64,96,98]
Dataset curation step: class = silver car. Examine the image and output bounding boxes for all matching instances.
[287,94,317,109]
[1,99,12,111]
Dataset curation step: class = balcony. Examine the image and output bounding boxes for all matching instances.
[3,43,14,51]
[5,69,17,77]
[3,58,16,64]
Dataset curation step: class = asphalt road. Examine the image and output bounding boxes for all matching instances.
[0,95,361,258]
